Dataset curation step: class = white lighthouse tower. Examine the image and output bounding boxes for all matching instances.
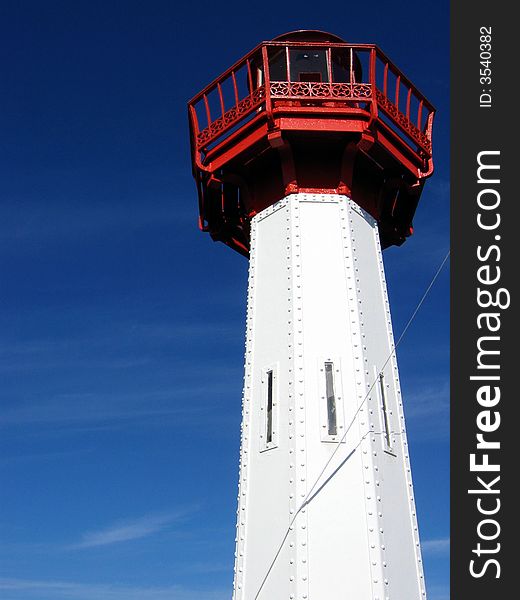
[188,30,435,600]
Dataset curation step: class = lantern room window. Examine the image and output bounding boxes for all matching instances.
[290,49,328,82]
[267,48,287,82]
[331,47,361,83]
[267,46,362,85]
[268,47,330,83]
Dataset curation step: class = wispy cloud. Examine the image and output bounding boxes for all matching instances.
[0,447,95,467]
[405,381,449,420]
[401,379,450,441]
[0,577,227,600]
[0,389,226,429]
[184,561,232,574]
[426,584,450,600]
[0,194,195,249]
[0,320,241,374]
[422,537,450,556]
[72,510,194,549]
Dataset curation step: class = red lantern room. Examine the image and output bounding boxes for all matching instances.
[188,30,435,256]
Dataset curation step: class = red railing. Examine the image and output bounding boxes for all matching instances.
[188,41,435,163]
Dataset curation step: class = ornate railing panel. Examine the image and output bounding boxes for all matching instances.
[270,81,372,100]
[196,86,265,147]
[375,89,432,153]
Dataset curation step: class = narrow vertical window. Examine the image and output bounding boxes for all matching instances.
[379,372,392,449]
[261,366,278,451]
[319,358,344,443]
[325,362,337,436]
[266,370,273,444]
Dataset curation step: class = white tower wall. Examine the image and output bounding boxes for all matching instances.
[232,193,426,600]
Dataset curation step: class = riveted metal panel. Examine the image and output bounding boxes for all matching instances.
[347,200,426,600]
[233,199,293,600]
[297,195,373,600]
[233,193,425,600]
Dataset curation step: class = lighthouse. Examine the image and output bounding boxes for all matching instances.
[188,30,435,600]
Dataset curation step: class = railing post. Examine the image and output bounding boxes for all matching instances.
[203,94,212,128]
[327,47,333,88]
[188,104,204,172]
[417,99,424,130]
[406,87,412,121]
[262,45,273,122]
[188,104,199,138]
[231,71,240,107]
[217,82,225,117]
[425,110,435,141]
[246,58,254,93]
[369,47,378,121]
[369,47,377,88]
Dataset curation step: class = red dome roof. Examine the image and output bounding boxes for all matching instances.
[272,30,346,43]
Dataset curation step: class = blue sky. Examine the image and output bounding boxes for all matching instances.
[0,1,449,599]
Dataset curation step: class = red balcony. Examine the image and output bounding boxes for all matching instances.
[188,31,435,256]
